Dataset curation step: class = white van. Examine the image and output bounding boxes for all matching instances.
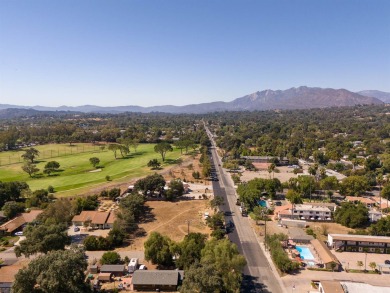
[128,258,138,273]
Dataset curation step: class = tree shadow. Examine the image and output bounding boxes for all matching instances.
[132,151,146,156]
[241,274,272,293]
[139,206,156,224]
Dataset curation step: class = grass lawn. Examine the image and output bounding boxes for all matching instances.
[0,143,182,196]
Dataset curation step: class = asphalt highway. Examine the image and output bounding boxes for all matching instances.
[206,126,285,293]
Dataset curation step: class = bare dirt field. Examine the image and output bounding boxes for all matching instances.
[241,166,299,184]
[119,199,213,251]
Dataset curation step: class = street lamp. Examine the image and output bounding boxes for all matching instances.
[365,252,367,272]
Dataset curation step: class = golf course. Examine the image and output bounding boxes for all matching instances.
[0,143,182,196]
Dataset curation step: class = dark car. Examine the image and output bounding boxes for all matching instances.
[385,260,390,265]
[275,201,282,206]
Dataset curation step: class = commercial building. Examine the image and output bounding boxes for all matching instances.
[328,234,390,254]
[277,204,333,221]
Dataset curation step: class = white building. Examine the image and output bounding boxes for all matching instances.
[291,204,333,221]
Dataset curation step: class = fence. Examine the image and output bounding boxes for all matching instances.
[0,144,102,166]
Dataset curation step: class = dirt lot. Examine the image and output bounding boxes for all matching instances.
[119,199,213,251]
[241,166,299,184]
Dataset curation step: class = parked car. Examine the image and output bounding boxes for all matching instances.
[139,265,147,270]
[274,201,282,206]
[385,260,390,265]
[73,226,80,232]
[14,231,23,236]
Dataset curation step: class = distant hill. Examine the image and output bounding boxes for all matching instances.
[358,90,390,103]
[0,86,383,115]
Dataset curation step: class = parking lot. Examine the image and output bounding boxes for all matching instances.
[333,251,390,271]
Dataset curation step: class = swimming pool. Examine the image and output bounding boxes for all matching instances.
[296,246,314,260]
[258,200,267,207]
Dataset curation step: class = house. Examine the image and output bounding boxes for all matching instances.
[311,239,341,271]
[328,234,390,254]
[345,196,376,208]
[0,263,25,293]
[88,265,98,274]
[100,264,125,277]
[97,273,112,282]
[0,210,43,235]
[71,211,111,229]
[132,270,184,292]
[105,212,116,229]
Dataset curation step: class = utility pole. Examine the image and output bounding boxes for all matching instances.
[185,220,192,235]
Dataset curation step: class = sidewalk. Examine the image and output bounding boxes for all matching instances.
[254,227,288,293]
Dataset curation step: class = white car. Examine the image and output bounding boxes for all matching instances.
[14,231,23,236]
[139,265,147,270]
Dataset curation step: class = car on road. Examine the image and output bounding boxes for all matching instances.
[14,231,23,236]
[385,260,390,265]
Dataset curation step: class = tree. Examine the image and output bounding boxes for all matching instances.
[175,233,207,270]
[83,235,112,251]
[73,195,99,214]
[12,248,91,293]
[357,260,364,270]
[334,202,369,228]
[147,159,161,170]
[252,206,268,225]
[89,157,100,168]
[22,162,40,178]
[2,201,24,219]
[369,262,377,271]
[180,262,222,293]
[286,189,303,204]
[200,238,246,292]
[38,199,74,224]
[370,216,390,236]
[43,161,60,176]
[100,251,121,265]
[21,147,39,163]
[154,142,173,162]
[0,181,30,208]
[118,193,145,222]
[108,143,119,159]
[134,173,166,195]
[144,232,174,267]
[166,179,185,200]
[381,183,390,207]
[27,189,53,208]
[210,196,224,211]
[365,156,381,171]
[339,176,369,196]
[319,176,339,198]
[268,163,276,179]
[107,222,126,247]
[130,139,140,152]
[15,223,71,257]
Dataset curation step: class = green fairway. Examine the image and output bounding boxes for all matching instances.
[0,143,182,195]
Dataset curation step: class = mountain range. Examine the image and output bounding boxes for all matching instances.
[0,86,387,116]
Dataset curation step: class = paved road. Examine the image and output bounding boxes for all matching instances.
[206,125,285,293]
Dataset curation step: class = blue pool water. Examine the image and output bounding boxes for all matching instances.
[296,246,314,260]
[258,200,267,207]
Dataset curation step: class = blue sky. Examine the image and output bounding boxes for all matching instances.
[0,0,389,107]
